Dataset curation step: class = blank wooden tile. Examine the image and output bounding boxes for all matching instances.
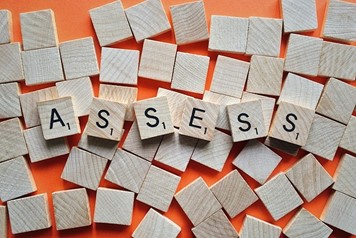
[286,153,334,202]
[100,47,139,85]
[264,136,300,156]
[233,140,282,184]
[94,187,134,225]
[89,0,132,47]
[246,17,283,57]
[208,15,248,54]
[340,116,356,154]
[240,215,282,238]
[0,206,6,238]
[125,0,171,42]
[0,82,21,119]
[8,194,51,234]
[0,10,12,44]
[175,177,222,226]
[210,55,250,98]
[210,170,258,218]
[333,154,356,198]
[20,9,58,51]
[52,188,91,231]
[171,52,210,94]
[0,43,24,83]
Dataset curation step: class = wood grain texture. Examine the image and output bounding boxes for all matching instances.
[0,10,12,44]
[52,188,91,231]
[7,193,51,234]
[240,215,282,238]
[0,206,6,238]
[340,116,356,153]
[0,82,21,119]
[264,136,300,156]
[0,43,24,83]
[332,154,356,198]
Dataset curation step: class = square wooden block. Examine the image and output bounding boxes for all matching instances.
[20,9,58,50]
[340,116,356,154]
[264,136,300,156]
[171,52,210,94]
[246,17,282,57]
[0,43,24,83]
[8,194,51,234]
[0,82,21,119]
[210,55,249,98]
[89,0,132,46]
[100,47,139,85]
[240,215,282,238]
[52,188,91,231]
[0,206,6,238]
[94,188,134,225]
[0,10,12,44]
[208,15,248,54]
[333,154,356,198]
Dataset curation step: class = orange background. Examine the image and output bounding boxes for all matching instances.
[0,0,356,237]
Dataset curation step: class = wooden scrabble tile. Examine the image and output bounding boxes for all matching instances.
[210,170,258,218]
[94,187,134,225]
[89,0,132,46]
[0,206,6,238]
[233,140,282,184]
[340,116,356,153]
[100,47,139,85]
[105,149,151,193]
[191,129,233,172]
[86,98,126,141]
[255,173,303,221]
[61,147,107,190]
[302,114,346,160]
[56,77,94,117]
[269,102,315,146]
[240,215,282,238]
[138,39,177,83]
[0,10,12,44]
[192,209,239,238]
[0,43,24,83]
[175,177,222,226]
[210,55,250,98]
[125,0,171,42]
[227,100,267,142]
[8,194,51,234]
[22,47,64,85]
[20,9,58,50]
[0,82,21,119]
[246,17,283,57]
[38,97,81,140]
[133,208,181,238]
[170,1,209,45]
[264,136,300,156]
[179,97,219,141]
[286,153,334,202]
[321,191,356,235]
[52,188,91,230]
[208,15,248,54]
[171,52,210,94]
[333,154,356,198]
[24,126,70,163]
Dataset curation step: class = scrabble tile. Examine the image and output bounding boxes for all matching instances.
[134,96,174,140]
[210,170,258,218]
[171,52,210,94]
[125,0,171,42]
[255,173,303,221]
[38,97,81,140]
[321,191,356,235]
[286,153,334,202]
[333,154,356,198]
[0,206,6,238]
[8,194,51,234]
[132,208,181,238]
[175,177,222,226]
[0,10,12,44]
[179,97,219,141]
[24,126,70,163]
[61,147,108,190]
[264,136,300,156]
[246,55,284,96]
[100,47,139,85]
[233,140,282,184]
[20,9,58,50]
[170,1,209,45]
[192,209,239,238]
[0,43,24,83]
[340,116,356,153]
[105,149,151,193]
[210,55,250,98]
[56,77,94,117]
[94,187,134,225]
[52,188,91,230]
[302,114,346,160]
[208,15,248,54]
[89,0,132,46]
[138,39,177,83]
[240,215,282,238]
[246,17,283,57]
[191,129,233,172]
[22,47,64,85]
[0,82,21,119]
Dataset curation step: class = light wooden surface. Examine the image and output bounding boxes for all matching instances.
[0,10,12,44]
[239,215,282,238]
[210,170,258,218]
[264,136,300,156]
[333,154,356,198]
[94,187,134,225]
[174,177,222,226]
[8,193,51,234]
[0,206,6,238]
[0,43,24,84]
[170,0,209,45]
[52,188,91,231]
[89,0,132,47]
[0,82,21,119]
[340,116,356,154]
